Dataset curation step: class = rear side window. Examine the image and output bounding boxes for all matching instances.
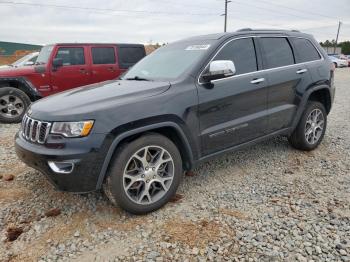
[214,38,257,75]
[260,38,294,69]
[118,46,145,69]
[55,47,85,66]
[91,47,116,64]
[290,38,321,63]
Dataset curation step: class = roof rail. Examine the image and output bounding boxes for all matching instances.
[236,28,252,32]
[236,28,300,32]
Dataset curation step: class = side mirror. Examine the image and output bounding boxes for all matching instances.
[202,60,236,82]
[24,61,34,66]
[52,58,63,69]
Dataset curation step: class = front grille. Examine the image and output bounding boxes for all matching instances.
[21,115,51,144]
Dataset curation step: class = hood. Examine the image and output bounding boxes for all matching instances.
[30,79,171,120]
[0,65,36,77]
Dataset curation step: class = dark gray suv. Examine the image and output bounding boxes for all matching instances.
[15,29,335,214]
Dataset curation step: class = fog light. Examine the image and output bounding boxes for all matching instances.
[48,161,75,174]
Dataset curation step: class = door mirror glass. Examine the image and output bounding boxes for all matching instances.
[202,60,236,82]
[52,58,63,68]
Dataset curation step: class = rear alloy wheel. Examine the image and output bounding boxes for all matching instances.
[304,108,325,145]
[288,101,327,151]
[0,87,31,123]
[104,133,182,214]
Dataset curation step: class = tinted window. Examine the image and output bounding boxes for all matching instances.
[291,38,321,63]
[55,47,85,66]
[118,47,145,69]
[214,38,257,75]
[260,38,294,69]
[92,47,116,64]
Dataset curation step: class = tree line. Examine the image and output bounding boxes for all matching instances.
[319,40,350,55]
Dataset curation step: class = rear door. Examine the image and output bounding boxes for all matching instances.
[90,45,120,84]
[258,36,313,133]
[50,46,91,93]
[197,37,269,156]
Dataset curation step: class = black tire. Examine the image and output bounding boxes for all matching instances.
[104,133,183,214]
[333,62,338,68]
[288,101,327,151]
[0,87,31,123]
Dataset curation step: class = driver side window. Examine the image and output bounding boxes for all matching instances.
[55,47,85,66]
[214,37,257,75]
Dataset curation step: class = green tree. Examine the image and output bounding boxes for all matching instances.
[340,41,350,55]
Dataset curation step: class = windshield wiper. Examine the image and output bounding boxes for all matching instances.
[125,76,151,81]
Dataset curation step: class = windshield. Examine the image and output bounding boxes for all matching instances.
[36,45,53,64]
[123,41,213,81]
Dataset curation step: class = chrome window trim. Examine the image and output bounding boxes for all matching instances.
[197,35,324,85]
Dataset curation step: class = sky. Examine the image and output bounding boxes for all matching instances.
[0,0,349,45]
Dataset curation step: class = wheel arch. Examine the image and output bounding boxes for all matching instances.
[95,122,195,190]
[308,88,332,114]
[0,77,41,101]
[291,84,332,133]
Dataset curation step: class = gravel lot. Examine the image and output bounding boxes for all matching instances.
[0,68,349,262]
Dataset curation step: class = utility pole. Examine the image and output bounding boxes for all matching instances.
[333,21,342,54]
[222,0,231,33]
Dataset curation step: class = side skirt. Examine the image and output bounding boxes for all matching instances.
[193,127,293,168]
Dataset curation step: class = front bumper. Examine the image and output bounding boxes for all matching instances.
[15,132,109,193]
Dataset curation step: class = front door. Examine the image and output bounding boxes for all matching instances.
[197,37,269,156]
[50,46,91,93]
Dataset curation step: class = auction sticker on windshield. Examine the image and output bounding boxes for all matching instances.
[185,45,210,51]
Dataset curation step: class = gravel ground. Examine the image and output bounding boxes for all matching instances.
[0,68,349,262]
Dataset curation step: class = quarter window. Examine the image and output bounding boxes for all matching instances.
[260,38,294,69]
[92,47,116,64]
[290,38,321,63]
[54,47,85,66]
[213,38,257,75]
[118,47,145,69]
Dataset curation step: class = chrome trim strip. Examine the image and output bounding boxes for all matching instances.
[30,120,35,141]
[48,161,75,174]
[197,35,324,85]
[35,122,41,142]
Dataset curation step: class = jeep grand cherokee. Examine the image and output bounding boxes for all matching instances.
[15,29,335,214]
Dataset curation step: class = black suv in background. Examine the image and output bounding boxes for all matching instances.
[15,29,335,214]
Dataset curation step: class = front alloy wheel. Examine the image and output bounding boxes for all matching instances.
[0,94,25,118]
[123,146,174,205]
[104,133,182,214]
[0,87,31,123]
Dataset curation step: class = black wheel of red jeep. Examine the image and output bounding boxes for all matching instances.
[103,133,183,214]
[288,101,327,151]
[0,87,31,123]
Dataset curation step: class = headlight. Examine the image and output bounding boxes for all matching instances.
[51,120,94,137]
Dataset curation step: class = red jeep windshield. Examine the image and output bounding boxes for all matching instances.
[36,45,54,65]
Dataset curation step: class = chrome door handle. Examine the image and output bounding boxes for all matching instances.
[296,69,308,74]
[250,78,265,84]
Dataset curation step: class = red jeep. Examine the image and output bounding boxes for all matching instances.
[0,43,146,123]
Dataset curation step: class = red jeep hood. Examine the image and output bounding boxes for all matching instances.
[0,66,36,77]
